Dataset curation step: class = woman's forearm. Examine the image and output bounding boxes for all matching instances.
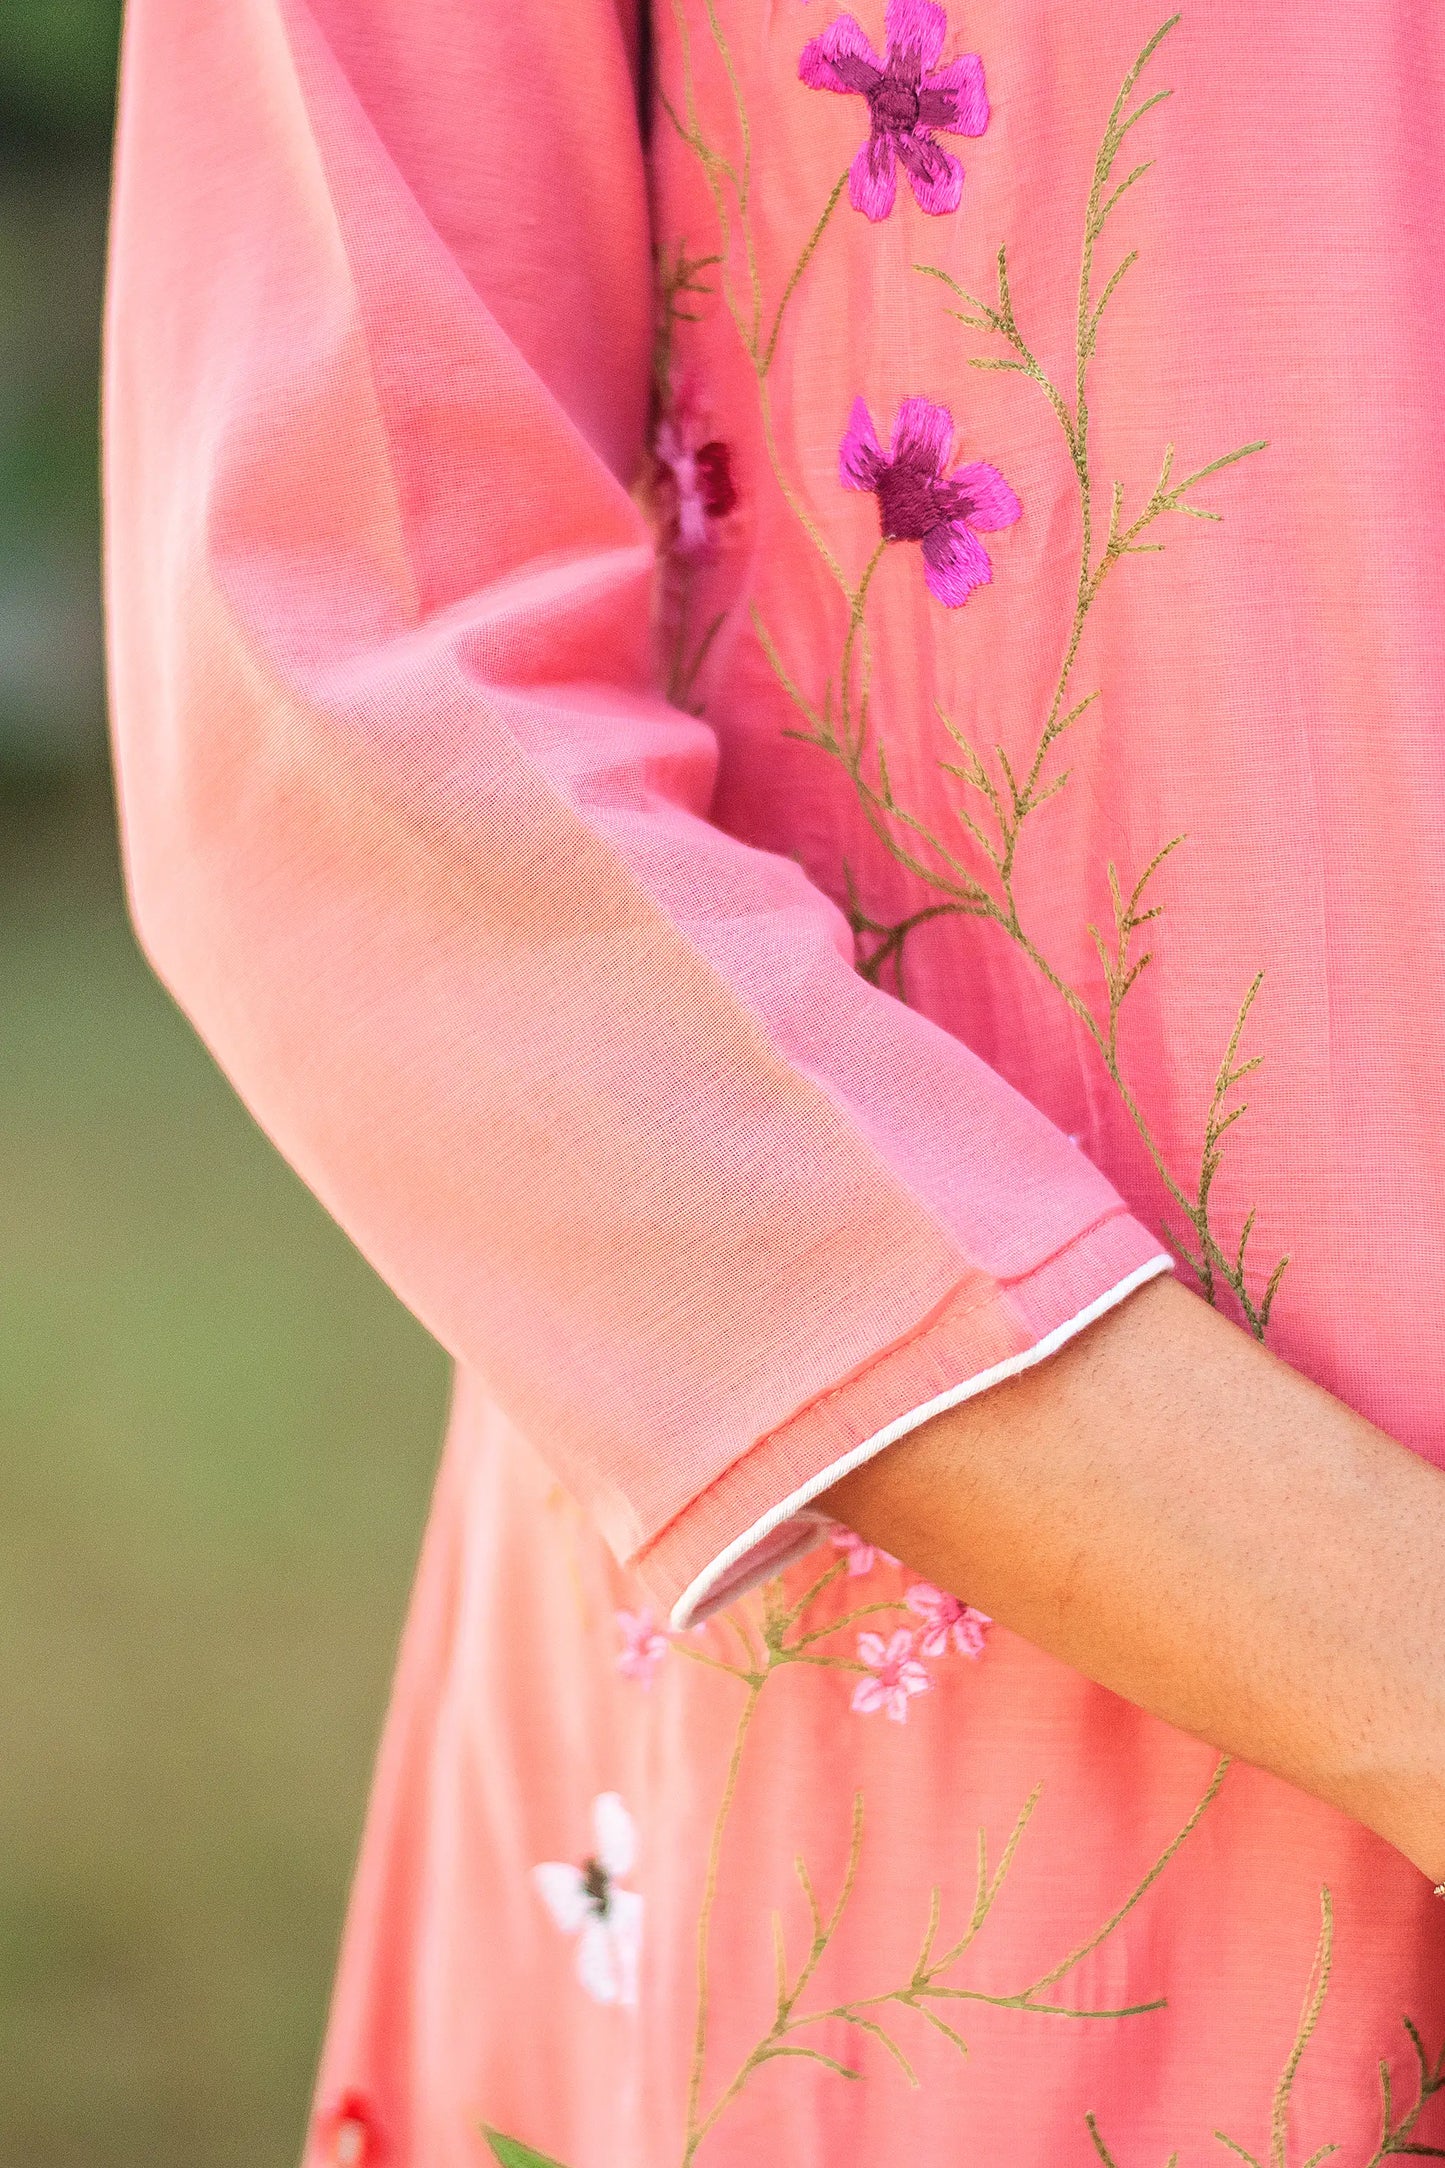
[821,1273,1445,1882]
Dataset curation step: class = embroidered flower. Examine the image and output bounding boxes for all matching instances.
[653,382,738,557]
[830,1525,899,1576]
[799,0,988,221]
[851,1628,931,1721]
[616,1607,669,1687]
[533,1792,643,2007]
[840,394,1021,605]
[905,1581,991,1659]
[314,2089,385,2167]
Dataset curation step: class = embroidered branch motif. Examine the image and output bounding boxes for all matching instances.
[660,6,1288,1333]
[1087,1887,1445,2168]
[736,10,1283,1337]
[671,1560,1227,2166]
[485,1549,1223,2167]
[842,862,960,993]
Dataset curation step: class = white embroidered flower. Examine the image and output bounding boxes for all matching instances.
[533,1792,643,2007]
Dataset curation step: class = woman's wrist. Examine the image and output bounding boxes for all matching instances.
[822,1274,1445,1885]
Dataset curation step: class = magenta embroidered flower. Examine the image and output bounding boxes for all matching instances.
[314,2089,385,2167]
[905,1581,991,1659]
[616,1607,669,1687]
[851,1628,931,1721]
[830,1525,898,1576]
[841,394,1020,606]
[654,384,738,557]
[799,0,988,220]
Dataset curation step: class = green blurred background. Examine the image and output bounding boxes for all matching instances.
[0,7,452,2162]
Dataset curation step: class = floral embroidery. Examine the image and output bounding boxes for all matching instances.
[533,1793,643,2008]
[314,2088,385,2167]
[649,249,735,710]
[829,1523,898,1575]
[772,9,1287,1333]
[905,1579,990,1658]
[616,1606,670,1686]
[504,1539,1224,2164]
[851,1626,931,1719]
[841,393,1021,605]
[799,0,988,221]
[654,380,738,558]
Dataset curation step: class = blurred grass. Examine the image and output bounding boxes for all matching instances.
[0,788,451,2166]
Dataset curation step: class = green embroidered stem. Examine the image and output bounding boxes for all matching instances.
[1267,1889,1335,2168]
[1021,1755,1229,2001]
[1087,2114,1180,2168]
[763,169,850,375]
[663,0,753,359]
[678,1565,914,2166]
[654,239,724,407]
[1359,2018,1445,2164]
[839,540,888,758]
[660,10,844,396]
[659,10,854,588]
[682,1704,1227,2162]
[667,554,728,711]
[1213,1888,1337,2168]
[842,872,966,996]
[1092,1900,1445,2168]
[683,1675,765,2160]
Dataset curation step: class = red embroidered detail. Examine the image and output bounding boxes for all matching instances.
[315,2088,385,2166]
[693,440,737,520]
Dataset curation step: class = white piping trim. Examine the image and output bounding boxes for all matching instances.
[669,1251,1173,1629]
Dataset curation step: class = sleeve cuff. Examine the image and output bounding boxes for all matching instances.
[630,1213,1173,1629]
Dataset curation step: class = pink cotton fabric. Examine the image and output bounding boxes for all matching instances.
[103,0,1445,2160]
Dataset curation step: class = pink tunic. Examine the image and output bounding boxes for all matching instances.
[103,0,1445,2160]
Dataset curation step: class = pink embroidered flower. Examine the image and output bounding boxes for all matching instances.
[314,2089,385,2167]
[533,1792,644,2007]
[851,1628,931,1721]
[616,1607,669,1686]
[799,0,988,221]
[841,394,1021,606]
[654,385,738,557]
[905,1580,991,1659]
[830,1525,898,1576]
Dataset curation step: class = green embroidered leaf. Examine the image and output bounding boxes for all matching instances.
[481,2130,572,2168]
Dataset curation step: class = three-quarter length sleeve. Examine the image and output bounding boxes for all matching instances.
[103,0,1168,1626]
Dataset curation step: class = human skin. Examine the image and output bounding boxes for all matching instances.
[821,1274,1445,1886]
